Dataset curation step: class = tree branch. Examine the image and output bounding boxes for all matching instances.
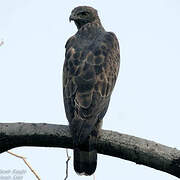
[0,122,179,178]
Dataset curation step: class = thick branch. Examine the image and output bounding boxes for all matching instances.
[0,123,180,178]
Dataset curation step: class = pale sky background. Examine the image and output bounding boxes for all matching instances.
[0,0,180,180]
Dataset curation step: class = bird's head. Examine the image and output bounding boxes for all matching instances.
[69,6,100,29]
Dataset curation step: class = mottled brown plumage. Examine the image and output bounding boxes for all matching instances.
[63,6,120,175]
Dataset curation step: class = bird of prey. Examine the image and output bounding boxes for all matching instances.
[63,6,120,175]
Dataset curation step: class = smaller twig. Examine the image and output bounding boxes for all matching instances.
[93,173,95,180]
[7,151,41,180]
[0,41,4,46]
[64,149,71,180]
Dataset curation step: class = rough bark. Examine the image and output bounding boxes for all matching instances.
[0,122,179,178]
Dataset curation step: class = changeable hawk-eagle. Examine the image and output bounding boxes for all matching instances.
[63,6,120,175]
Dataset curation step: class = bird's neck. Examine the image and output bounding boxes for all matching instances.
[76,19,104,38]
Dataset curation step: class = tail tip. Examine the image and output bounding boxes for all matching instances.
[74,149,97,176]
[74,161,97,176]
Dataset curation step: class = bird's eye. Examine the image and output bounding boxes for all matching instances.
[78,11,89,16]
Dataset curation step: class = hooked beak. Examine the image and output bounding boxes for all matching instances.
[69,15,77,22]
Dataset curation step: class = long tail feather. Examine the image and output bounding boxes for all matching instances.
[73,136,97,176]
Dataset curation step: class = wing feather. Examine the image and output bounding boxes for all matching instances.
[63,32,120,144]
